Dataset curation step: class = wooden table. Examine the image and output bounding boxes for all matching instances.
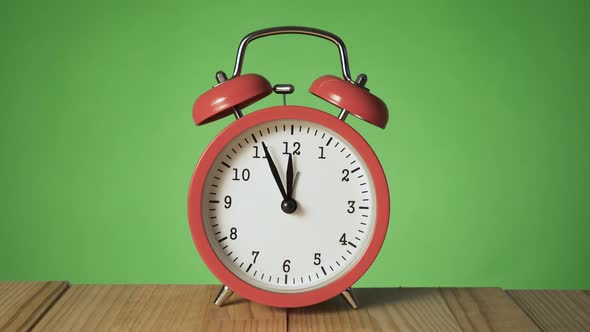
[1,282,588,331]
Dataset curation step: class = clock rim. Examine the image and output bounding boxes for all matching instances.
[188,105,390,308]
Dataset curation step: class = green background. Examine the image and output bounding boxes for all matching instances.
[1,0,588,289]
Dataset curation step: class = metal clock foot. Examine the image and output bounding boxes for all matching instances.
[214,285,234,307]
[340,287,359,309]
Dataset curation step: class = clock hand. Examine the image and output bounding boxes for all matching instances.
[261,142,298,214]
[286,153,294,198]
[261,142,288,200]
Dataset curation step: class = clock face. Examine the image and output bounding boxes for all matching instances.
[201,119,376,293]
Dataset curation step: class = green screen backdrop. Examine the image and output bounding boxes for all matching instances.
[1,0,588,289]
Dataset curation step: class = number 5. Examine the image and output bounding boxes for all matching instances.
[314,253,321,265]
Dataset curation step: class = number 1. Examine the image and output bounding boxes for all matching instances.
[318,147,326,159]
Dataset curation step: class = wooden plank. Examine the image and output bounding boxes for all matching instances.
[0,281,69,331]
[440,288,540,332]
[288,288,462,332]
[32,284,286,332]
[508,290,590,332]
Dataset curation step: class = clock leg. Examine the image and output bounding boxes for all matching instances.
[214,284,234,307]
[340,287,359,309]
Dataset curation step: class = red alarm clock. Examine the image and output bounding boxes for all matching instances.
[188,26,389,308]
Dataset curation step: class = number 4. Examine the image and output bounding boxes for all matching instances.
[339,233,347,245]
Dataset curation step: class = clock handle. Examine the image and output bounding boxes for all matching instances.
[231,26,354,82]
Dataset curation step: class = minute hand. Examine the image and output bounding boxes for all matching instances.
[261,142,288,200]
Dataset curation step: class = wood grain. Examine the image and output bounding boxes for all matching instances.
[0,281,69,332]
[440,288,540,332]
[508,290,590,332]
[32,285,286,332]
[288,288,463,332]
[2,283,587,332]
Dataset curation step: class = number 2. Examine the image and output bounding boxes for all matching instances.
[342,169,350,182]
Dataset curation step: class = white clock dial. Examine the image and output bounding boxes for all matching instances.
[202,119,376,293]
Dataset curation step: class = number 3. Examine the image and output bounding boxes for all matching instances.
[347,200,355,213]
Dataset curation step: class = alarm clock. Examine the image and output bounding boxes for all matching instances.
[188,26,389,309]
